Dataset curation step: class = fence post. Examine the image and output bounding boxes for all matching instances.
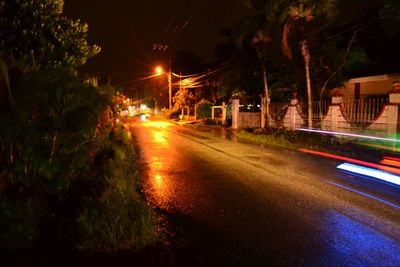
[388,83,400,136]
[232,98,240,129]
[222,102,227,124]
[289,95,298,130]
[330,91,344,131]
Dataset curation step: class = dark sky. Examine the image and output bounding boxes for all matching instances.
[64,0,246,78]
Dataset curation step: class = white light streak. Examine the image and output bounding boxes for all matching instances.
[297,128,400,143]
[337,163,400,186]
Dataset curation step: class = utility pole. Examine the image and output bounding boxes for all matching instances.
[168,57,172,111]
[153,43,172,110]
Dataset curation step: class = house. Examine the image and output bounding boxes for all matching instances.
[337,73,400,99]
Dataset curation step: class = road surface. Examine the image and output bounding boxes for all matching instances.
[130,119,400,266]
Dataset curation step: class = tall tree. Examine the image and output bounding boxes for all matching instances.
[280,0,337,128]
[0,0,100,70]
[0,0,100,103]
[380,0,400,35]
[252,30,272,127]
[214,28,264,103]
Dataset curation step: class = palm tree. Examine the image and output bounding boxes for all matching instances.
[281,0,337,128]
[252,30,272,127]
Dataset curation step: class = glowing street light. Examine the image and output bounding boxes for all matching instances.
[154,65,172,110]
[155,66,164,75]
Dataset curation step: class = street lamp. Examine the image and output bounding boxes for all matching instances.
[154,65,172,111]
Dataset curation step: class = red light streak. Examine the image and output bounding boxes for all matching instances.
[298,148,400,175]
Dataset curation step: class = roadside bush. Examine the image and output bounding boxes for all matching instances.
[238,127,386,160]
[197,99,213,118]
[0,71,158,253]
[160,107,180,119]
[76,128,158,252]
[77,187,157,252]
[203,118,217,125]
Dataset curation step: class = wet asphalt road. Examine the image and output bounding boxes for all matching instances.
[130,119,400,266]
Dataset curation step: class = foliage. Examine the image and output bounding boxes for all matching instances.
[172,87,194,112]
[380,0,400,35]
[196,99,213,118]
[308,30,370,100]
[214,28,264,101]
[0,0,100,71]
[0,72,108,196]
[0,71,158,252]
[279,0,338,59]
[76,128,158,252]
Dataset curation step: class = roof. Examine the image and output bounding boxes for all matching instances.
[348,73,400,83]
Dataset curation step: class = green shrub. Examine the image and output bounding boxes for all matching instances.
[0,71,159,253]
[76,188,157,252]
[204,118,217,125]
[197,99,213,119]
[76,128,158,252]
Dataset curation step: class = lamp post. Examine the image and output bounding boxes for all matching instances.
[168,59,172,111]
[155,65,172,110]
[153,43,172,111]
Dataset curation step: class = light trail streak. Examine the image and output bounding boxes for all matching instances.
[384,156,400,162]
[298,149,400,175]
[381,158,400,168]
[326,181,400,210]
[337,163,400,186]
[296,128,400,143]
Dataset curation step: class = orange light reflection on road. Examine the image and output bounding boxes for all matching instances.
[298,148,400,175]
[148,156,170,201]
[152,131,167,146]
[151,156,163,169]
[154,174,164,190]
[142,120,174,127]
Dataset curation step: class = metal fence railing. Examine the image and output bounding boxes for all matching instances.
[342,97,388,126]
[300,100,330,121]
[297,97,388,127]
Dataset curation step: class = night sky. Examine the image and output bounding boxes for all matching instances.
[64,0,246,78]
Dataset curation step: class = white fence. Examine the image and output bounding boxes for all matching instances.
[342,97,388,126]
[230,92,399,137]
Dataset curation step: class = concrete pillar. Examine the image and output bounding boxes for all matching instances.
[388,91,400,136]
[288,106,296,130]
[331,90,343,131]
[283,91,304,130]
[331,105,339,131]
[232,98,240,129]
[211,107,215,119]
[222,102,227,124]
[289,96,299,130]
[330,92,343,131]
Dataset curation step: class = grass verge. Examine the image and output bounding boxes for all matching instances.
[236,128,395,162]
